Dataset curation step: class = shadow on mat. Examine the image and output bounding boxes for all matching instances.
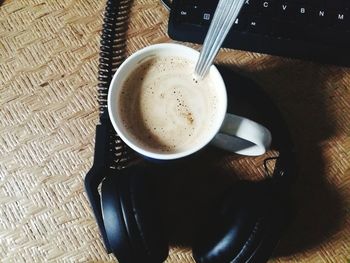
[151,63,347,257]
[244,61,348,257]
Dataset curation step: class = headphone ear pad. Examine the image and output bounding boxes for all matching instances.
[192,180,291,263]
[101,167,168,263]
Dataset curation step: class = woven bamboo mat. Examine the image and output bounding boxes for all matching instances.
[0,0,349,262]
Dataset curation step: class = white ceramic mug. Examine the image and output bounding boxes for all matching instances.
[108,43,271,160]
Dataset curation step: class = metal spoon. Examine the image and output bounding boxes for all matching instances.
[194,0,246,79]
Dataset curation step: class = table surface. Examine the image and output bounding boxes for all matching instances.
[0,0,349,262]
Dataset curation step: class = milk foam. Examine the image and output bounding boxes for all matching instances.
[118,55,220,154]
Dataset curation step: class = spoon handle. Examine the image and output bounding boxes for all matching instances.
[194,0,245,79]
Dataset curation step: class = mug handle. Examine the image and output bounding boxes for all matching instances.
[210,113,272,156]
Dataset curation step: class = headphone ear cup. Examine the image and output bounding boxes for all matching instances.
[101,173,133,262]
[192,180,291,263]
[101,167,168,263]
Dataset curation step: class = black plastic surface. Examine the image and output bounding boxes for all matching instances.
[168,0,350,67]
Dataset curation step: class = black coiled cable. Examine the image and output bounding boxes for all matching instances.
[84,0,137,253]
[98,0,135,169]
[98,0,125,114]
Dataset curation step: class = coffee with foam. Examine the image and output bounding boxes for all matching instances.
[117,55,220,154]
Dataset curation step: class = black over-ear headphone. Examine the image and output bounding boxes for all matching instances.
[85,62,297,262]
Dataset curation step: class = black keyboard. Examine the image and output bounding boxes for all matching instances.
[168,0,350,67]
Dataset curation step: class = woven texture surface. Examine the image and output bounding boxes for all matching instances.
[0,0,349,262]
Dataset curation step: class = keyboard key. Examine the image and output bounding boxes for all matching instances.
[295,4,313,23]
[258,0,275,16]
[232,16,249,32]
[175,4,203,25]
[312,8,331,26]
[246,18,262,33]
[200,10,214,25]
[176,6,191,22]
[329,9,349,30]
[275,2,297,20]
[246,17,274,34]
[240,0,258,14]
